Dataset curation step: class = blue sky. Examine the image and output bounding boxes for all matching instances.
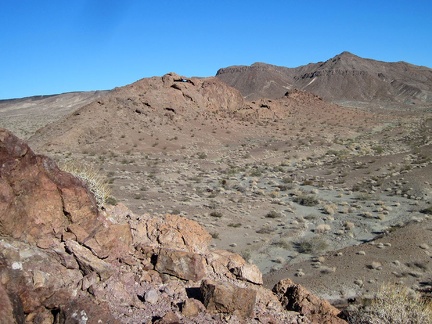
[1,1,431,99]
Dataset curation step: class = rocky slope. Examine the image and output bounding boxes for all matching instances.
[216,51,432,106]
[0,128,347,323]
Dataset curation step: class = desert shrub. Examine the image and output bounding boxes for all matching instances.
[210,211,223,218]
[293,194,319,206]
[323,203,337,215]
[348,283,432,323]
[355,193,373,201]
[315,224,331,234]
[228,223,242,228]
[271,239,290,249]
[282,176,293,184]
[210,232,220,239]
[105,196,118,206]
[344,221,355,231]
[265,210,282,218]
[294,237,328,254]
[197,152,207,159]
[256,225,276,234]
[61,162,111,209]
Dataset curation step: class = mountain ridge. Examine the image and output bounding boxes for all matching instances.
[216,51,432,105]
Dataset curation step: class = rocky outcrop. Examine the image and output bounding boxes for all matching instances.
[273,278,346,323]
[0,128,344,323]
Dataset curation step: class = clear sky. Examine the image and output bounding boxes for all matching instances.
[1,1,431,99]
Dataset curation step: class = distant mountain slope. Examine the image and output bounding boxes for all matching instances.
[0,91,106,139]
[216,51,432,106]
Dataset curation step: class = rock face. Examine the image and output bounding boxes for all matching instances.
[0,128,101,246]
[0,128,344,323]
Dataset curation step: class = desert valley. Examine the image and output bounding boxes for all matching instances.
[1,51,432,323]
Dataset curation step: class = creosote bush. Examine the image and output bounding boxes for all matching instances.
[293,194,319,206]
[61,162,111,209]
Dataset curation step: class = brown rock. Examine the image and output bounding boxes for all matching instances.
[181,298,205,318]
[207,250,263,284]
[86,223,132,260]
[0,128,100,244]
[155,248,206,282]
[59,295,120,323]
[273,278,346,324]
[200,279,257,318]
[143,214,211,254]
[0,282,20,324]
[231,263,263,285]
[65,240,114,280]
[154,311,181,324]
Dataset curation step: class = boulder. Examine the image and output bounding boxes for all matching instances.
[181,298,205,318]
[200,279,257,318]
[207,249,263,284]
[141,214,211,254]
[273,278,346,323]
[155,248,206,282]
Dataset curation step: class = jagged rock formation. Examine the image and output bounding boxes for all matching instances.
[216,51,432,106]
[0,128,346,323]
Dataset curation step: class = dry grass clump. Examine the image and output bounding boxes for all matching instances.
[61,161,111,209]
[323,203,337,215]
[348,283,432,323]
[315,224,331,234]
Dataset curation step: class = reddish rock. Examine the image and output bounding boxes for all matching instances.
[0,128,100,245]
[200,279,257,318]
[65,240,114,280]
[273,278,346,324]
[155,248,206,282]
[141,214,211,254]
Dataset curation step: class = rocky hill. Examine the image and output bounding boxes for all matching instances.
[27,72,345,154]
[216,51,432,107]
